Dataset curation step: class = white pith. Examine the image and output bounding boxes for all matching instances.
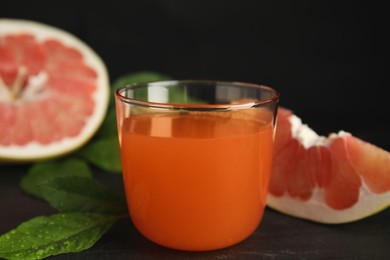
[267,112,390,224]
[0,19,109,160]
[289,114,349,148]
[0,69,49,104]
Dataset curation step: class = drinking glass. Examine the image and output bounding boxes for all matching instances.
[115,80,279,251]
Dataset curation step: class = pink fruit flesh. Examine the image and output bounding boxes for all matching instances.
[270,107,390,210]
[0,34,97,146]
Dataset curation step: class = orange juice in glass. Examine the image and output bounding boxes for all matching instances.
[115,80,279,251]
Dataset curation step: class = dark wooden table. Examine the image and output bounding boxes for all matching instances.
[1,160,390,260]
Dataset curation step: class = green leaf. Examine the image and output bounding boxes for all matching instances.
[20,158,92,198]
[39,176,127,215]
[167,86,205,104]
[95,106,117,138]
[110,70,171,106]
[0,213,119,260]
[77,137,122,173]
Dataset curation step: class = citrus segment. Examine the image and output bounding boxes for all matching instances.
[346,135,390,193]
[267,107,390,223]
[0,19,109,161]
[326,136,362,210]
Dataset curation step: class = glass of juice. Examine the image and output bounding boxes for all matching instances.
[115,80,279,251]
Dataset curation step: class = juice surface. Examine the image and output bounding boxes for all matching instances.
[120,110,274,251]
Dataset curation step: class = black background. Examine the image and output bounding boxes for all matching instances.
[2,0,389,149]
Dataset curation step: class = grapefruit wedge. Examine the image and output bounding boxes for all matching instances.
[267,107,390,224]
[0,19,109,161]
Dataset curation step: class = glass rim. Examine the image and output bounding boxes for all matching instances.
[115,80,280,110]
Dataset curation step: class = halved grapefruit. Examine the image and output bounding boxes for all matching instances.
[0,19,109,161]
[267,107,390,223]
